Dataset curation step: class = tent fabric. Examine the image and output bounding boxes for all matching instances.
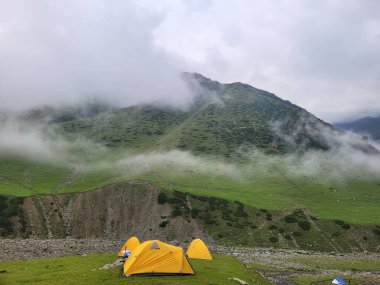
[186,239,212,260]
[332,278,346,285]
[117,236,140,257]
[123,240,195,276]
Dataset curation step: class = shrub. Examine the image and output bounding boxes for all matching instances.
[250,224,258,229]
[278,228,285,233]
[269,237,278,243]
[334,220,345,226]
[234,223,243,229]
[284,235,292,240]
[159,220,169,228]
[234,202,248,218]
[284,215,297,223]
[171,208,182,218]
[205,218,216,225]
[331,231,340,238]
[298,220,312,231]
[341,223,351,230]
[259,208,268,213]
[373,229,380,235]
[362,236,368,241]
[168,197,184,205]
[292,231,302,237]
[268,225,277,230]
[157,192,168,204]
[293,209,306,218]
[191,208,200,218]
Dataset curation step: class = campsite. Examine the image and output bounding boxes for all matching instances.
[1,1,380,284]
[1,237,379,284]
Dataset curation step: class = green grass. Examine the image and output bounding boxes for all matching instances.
[137,163,380,225]
[1,152,379,226]
[0,253,271,285]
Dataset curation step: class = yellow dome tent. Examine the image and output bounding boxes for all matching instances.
[186,238,212,260]
[123,240,195,276]
[117,236,140,257]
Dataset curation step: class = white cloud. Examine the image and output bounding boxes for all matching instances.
[152,0,380,122]
[0,0,192,110]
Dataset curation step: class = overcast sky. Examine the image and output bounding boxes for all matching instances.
[0,0,379,122]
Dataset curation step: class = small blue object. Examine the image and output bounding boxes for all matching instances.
[332,277,346,285]
[123,250,131,258]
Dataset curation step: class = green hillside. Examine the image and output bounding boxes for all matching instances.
[52,73,337,156]
[0,73,379,243]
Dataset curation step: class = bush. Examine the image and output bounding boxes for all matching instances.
[341,223,351,230]
[293,209,306,218]
[234,223,243,229]
[234,202,248,218]
[278,228,285,233]
[334,220,345,226]
[259,208,268,213]
[250,224,258,229]
[284,235,292,240]
[191,208,200,218]
[284,215,297,223]
[268,225,277,230]
[362,236,368,241]
[292,231,302,237]
[171,208,182,218]
[373,229,380,235]
[157,192,168,204]
[205,218,216,225]
[167,197,184,205]
[298,220,312,231]
[159,220,169,228]
[269,237,278,243]
[331,231,340,238]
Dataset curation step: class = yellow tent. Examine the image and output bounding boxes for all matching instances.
[186,238,212,260]
[117,236,140,257]
[123,240,195,276]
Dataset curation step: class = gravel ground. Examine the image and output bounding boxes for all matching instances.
[0,238,121,262]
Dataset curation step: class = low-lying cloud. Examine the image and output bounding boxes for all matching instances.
[0,116,107,167]
[0,112,379,184]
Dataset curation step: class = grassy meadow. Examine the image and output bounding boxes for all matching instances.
[0,152,379,225]
[0,253,270,285]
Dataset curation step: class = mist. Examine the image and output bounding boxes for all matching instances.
[0,116,107,167]
[0,0,192,111]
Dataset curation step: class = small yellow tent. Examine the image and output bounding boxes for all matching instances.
[186,238,212,260]
[117,236,140,257]
[123,240,195,276]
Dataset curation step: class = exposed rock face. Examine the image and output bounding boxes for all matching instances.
[14,182,202,242]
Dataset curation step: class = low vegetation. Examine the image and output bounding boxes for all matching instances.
[0,253,271,285]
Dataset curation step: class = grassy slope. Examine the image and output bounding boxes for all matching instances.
[138,164,380,225]
[0,154,379,225]
[0,155,123,197]
[0,253,271,285]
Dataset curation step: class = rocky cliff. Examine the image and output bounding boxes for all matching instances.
[11,182,203,242]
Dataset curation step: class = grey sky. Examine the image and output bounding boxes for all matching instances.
[0,0,379,122]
